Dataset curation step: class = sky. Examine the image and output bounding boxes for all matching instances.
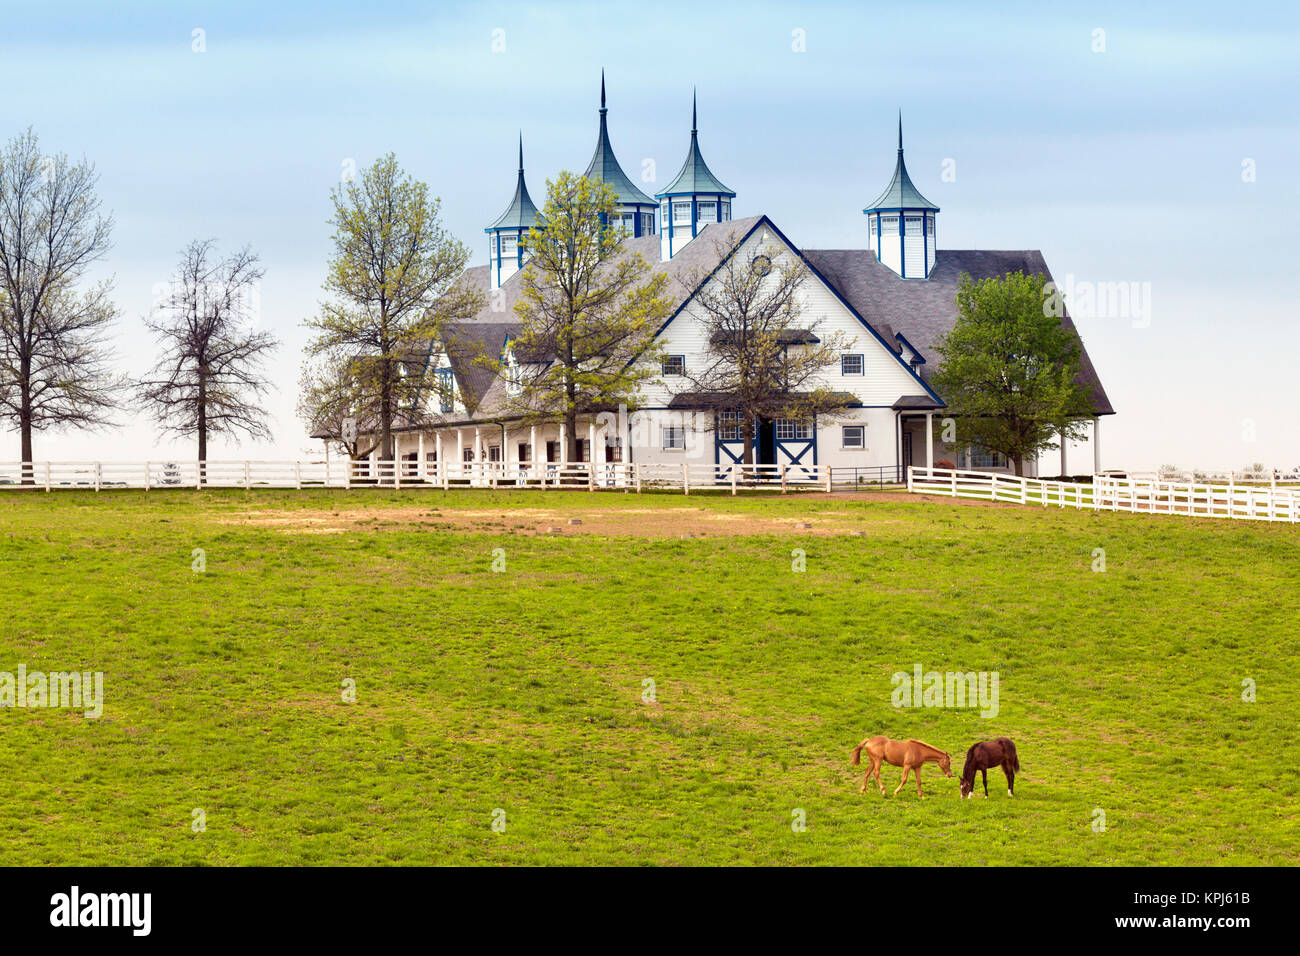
[1,0,1297,472]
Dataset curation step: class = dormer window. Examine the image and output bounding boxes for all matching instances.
[720,201,731,221]
[672,202,691,225]
[662,355,685,377]
[881,216,899,235]
[697,201,717,223]
[841,354,864,376]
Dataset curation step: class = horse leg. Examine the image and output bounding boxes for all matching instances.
[872,757,885,795]
[1004,761,1014,797]
[893,764,911,796]
[981,768,988,797]
[915,765,924,798]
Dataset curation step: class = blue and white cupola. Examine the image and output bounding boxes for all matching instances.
[485,134,539,290]
[863,115,939,279]
[655,90,735,261]
[583,72,657,238]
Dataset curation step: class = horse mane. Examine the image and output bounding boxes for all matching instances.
[961,743,980,781]
[907,739,948,757]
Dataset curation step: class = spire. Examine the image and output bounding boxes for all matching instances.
[583,72,654,206]
[656,90,735,199]
[863,114,938,212]
[486,134,538,232]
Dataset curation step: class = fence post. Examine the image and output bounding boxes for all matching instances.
[442,461,450,491]
[825,466,832,494]
[94,461,101,492]
[635,463,643,494]
[295,461,302,490]
[44,461,51,492]
[144,461,151,491]
[906,466,913,493]
[588,462,595,492]
[780,463,787,495]
[731,465,738,496]
[682,462,689,496]
[244,460,251,490]
[195,461,202,491]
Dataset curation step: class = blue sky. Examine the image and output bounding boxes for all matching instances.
[2,0,1297,470]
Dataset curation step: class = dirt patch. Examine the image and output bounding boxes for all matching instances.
[213,492,1008,539]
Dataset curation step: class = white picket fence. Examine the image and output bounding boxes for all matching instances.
[907,466,1300,524]
[0,459,903,495]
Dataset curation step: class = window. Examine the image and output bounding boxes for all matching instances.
[697,201,717,223]
[969,447,1007,468]
[926,217,935,236]
[662,425,686,450]
[880,216,898,235]
[841,353,864,376]
[904,218,922,236]
[673,202,691,225]
[574,438,591,463]
[718,409,742,441]
[437,367,455,413]
[605,435,623,462]
[499,234,518,257]
[662,355,685,376]
[545,440,560,463]
[641,211,655,235]
[720,201,731,221]
[774,420,811,441]
[609,212,633,235]
[488,445,501,462]
[842,425,865,449]
[518,442,531,462]
[462,446,475,462]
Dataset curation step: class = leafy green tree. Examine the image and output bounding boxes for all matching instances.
[303,154,480,459]
[931,270,1096,476]
[503,172,672,460]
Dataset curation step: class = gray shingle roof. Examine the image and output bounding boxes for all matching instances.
[802,248,1115,415]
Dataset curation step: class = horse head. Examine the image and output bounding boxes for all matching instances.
[938,752,953,777]
[959,775,973,798]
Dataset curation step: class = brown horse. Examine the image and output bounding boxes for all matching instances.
[959,737,1020,798]
[850,735,952,798]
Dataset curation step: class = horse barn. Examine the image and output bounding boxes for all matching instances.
[344,89,1113,485]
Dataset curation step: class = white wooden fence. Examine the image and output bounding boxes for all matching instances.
[907,466,1300,524]
[0,460,902,495]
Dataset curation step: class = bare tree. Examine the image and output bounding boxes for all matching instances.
[679,233,851,464]
[137,239,279,466]
[0,128,123,477]
[296,357,386,460]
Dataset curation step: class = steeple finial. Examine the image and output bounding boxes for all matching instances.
[518,131,524,172]
[600,70,606,112]
[898,111,903,152]
[692,88,698,133]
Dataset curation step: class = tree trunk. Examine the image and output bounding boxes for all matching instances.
[742,423,754,466]
[20,409,33,486]
[1013,455,1024,477]
[197,369,208,486]
[566,409,578,463]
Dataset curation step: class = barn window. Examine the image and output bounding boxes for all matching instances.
[662,355,685,376]
[662,426,686,450]
[718,409,742,441]
[842,426,865,449]
[841,354,864,375]
[774,420,811,441]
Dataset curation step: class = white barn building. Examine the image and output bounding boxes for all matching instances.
[362,83,1113,482]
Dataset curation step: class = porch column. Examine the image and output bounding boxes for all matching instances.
[924,412,933,470]
[1060,426,1068,477]
[895,413,902,477]
[589,420,598,464]
[474,426,481,482]
[418,432,425,478]
[530,424,537,478]
[456,428,463,477]
[561,422,568,465]
[1093,417,1101,474]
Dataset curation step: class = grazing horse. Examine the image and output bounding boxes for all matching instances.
[959,737,1020,798]
[850,736,952,798]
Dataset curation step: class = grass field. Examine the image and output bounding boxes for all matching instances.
[1,487,1297,866]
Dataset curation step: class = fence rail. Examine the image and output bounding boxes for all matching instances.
[0,460,903,495]
[907,466,1300,524]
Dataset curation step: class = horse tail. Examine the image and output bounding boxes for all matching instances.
[850,740,867,766]
[1003,738,1020,773]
